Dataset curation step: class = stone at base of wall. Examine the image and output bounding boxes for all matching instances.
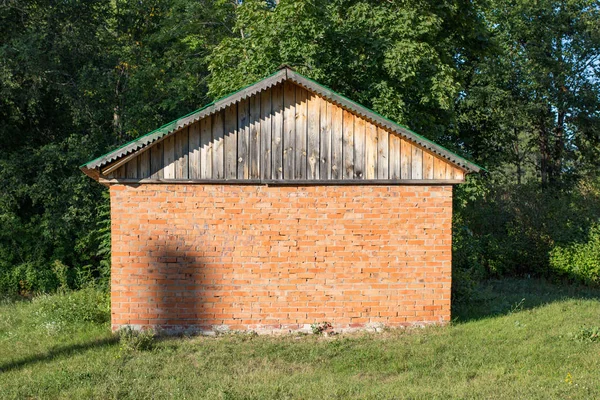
[112,320,447,336]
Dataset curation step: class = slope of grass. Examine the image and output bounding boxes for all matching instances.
[0,279,599,399]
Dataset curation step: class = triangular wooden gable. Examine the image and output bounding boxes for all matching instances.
[101,81,466,183]
[82,67,481,184]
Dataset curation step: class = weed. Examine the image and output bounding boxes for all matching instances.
[117,326,156,353]
[311,321,333,335]
[572,326,600,342]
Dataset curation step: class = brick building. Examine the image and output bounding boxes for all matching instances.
[81,66,481,334]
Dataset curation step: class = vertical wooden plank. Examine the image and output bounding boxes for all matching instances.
[434,156,446,179]
[126,156,138,179]
[411,145,423,179]
[400,139,412,179]
[454,167,465,181]
[189,121,201,179]
[237,98,249,179]
[283,81,296,180]
[342,110,354,180]
[212,111,224,179]
[260,89,272,180]
[271,84,284,180]
[389,134,401,179]
[319,97,331,180]
[224,104,237,179]
[175,127,189,179]
[307,93,320,180]
[295,86,307,179]
[376,127,389,179]
[113,165,127,179]
[330,103,343,179]
[163,134,175,179]
[200,117,212,179]
[249,92,261,179]
[445,160,454,179]
[423,151,434,179]
[137,150,150,179]
[150,141,164,179]
[365,121,377,179]
[353,115,366,179]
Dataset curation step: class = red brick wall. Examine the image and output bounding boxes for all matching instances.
[110,184,453,334]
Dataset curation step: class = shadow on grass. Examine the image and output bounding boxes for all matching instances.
[0,336,118,373]
[453,278,600,323]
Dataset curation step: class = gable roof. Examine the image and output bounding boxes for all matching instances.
[81,66,482,175]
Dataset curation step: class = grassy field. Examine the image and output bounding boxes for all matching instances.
[0,279,599,399]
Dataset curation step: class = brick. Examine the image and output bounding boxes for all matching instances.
[110,184,453,333]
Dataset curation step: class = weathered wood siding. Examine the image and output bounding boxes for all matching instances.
[107,82,466,181]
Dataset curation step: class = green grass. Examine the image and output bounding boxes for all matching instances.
[1,279,600,399]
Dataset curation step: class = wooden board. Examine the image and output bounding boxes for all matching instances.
[389,134,400,179]
[200,117,212,179]
[212,111,224,179]
[342,110,354,180]
[411,145,423,180]
[307,93,320,179]
[189,121,201,179]
[319,97,330,180]
[163,133,175,179]
[224,104,237,179]
[434,156,446,179]
[376,127,388,179]
[423,150,434,180]
[400,139,411,179]
[126,156,137,179]
[365,121,377,179]
[295,86,307,179]
[175,127,189,179]
[248,93,261,179]
[353,115,365,179]
[260,89,272,180]
[150,140,163,179]
[283,81,296,180]
[271,84,284,180]
[137,149,150,179]
[237,98,249,179]
[330,103,343,179]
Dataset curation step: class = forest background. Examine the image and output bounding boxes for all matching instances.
[1,0,599,304]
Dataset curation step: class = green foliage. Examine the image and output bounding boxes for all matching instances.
[0,0,231,294]
[453,177,600,301]
[1,0,599,297]
[572,326,600,343]
[31,287,110,326]
[207,0,489,144]
[117,326,155,353]
[550,223,600,285]
[310,321,332,335]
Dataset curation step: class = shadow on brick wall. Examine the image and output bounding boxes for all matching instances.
[149,233,210,333]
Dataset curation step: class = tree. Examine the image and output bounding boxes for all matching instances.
[207,0,489,148]
[459,0,600,185]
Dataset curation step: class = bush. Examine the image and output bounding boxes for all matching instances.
[118,326,155,352]
[550,223,600,285]
[453,177,600,284]
[31,287,110,326]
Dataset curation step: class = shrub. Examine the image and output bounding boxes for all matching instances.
[453,177,600,283]
[117,326,155,352]
[550,223,600,285]
[32,287,110,326]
